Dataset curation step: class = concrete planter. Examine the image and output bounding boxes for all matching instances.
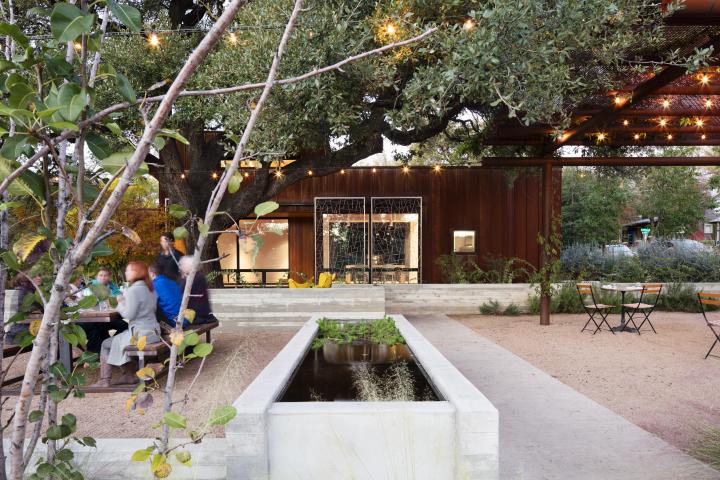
[226,314,498,480]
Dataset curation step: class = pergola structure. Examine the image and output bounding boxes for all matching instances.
[479,2,720,325]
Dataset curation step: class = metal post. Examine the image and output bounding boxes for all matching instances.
[540,160,553,326]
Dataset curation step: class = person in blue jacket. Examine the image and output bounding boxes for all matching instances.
[148,263,183,327]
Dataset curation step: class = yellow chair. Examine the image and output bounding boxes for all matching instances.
[289,279,312,288]
[316,272,336,288]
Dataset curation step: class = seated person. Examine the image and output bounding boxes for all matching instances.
[178,256,217,325]
[149,263,182,327]
[89,267,121,297]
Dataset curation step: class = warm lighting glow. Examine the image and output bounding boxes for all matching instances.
[667,134,673,140]
[622,119,629,126]
[633,133,640,140]
[148,33,160,48]
[662,99,670,108]
[372,167,377,173]
[702,134,707,140]
[463,19,475,31]
[706,99,713,108]
[433,164,441,172]
[180,173,186,179]
[211,172,218,180]
[696,118,704,127]
[73,42,82,51]
[614,96,625,106]
[228,32,238,45]
[307,170,313,176]
[659,118,667,127]
[340,169,346,174]
[244,172,249,177]
[385,22,397,36]
[402,165,410,173]
[700,74,710,84]
[274,169,283,178]
[596,132,606,142]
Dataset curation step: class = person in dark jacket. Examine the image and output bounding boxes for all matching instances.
[149,263,182,327]
[155,232,182,281]
[178,256,217,325]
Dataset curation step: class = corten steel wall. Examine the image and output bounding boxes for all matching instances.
[262,167,561,284]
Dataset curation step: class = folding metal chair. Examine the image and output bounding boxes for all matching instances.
[621,283,662,334]
[697,291,720,359]
[577,283,615,335]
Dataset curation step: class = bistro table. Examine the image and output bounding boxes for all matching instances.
[24,309,124,371]
[600,284,642,332]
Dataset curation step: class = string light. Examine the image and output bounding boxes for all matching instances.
[372,167,377,173]
[228,32,238,45]
[696,118,704,127]
[384,22,397,36]
[433,164,441,172]
[148,33,160,48]
[211,172,218,180]
[633,133,640,140]
[700,74,710,84]
[402,165,410,173]
[667,134,673,140]
[659,118,667,127]
[702,134,707,140]
[180,173,186,179]
[596,132,606,142]
[614,96,625,106]
[622,119,629,126]
[244,172,249,177]
[274,169,283,178]
[662,99,670,108]
[706,99,713,109]
[340,169,346,174]
[463,19,475,32]
[307,170,313,176]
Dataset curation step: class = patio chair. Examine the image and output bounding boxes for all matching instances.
[577,283,615,335]
[697,292,720,359]
[621,283,662,334]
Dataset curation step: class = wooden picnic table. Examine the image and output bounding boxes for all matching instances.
[24,309,124,371]
[600,284,643,332]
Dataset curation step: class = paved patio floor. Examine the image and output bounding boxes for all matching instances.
[408,314,720,480]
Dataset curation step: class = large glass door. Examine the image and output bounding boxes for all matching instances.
[370,197,421,284]
[314,198,368,284]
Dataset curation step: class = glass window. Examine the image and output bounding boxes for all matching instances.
[453,230,476,253]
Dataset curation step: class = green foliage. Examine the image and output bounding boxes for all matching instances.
[436,254,534,284]
[561,168,631,246]
[312,317,405,350]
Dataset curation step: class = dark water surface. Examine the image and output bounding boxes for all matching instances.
[278,343,442,402]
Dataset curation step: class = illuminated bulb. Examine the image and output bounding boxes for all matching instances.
[73,42,82,51]
[633,133,640,140]
[385,22,397,35]
[662,99,670,108]
[244,172,249,177]
[702,134,707,140]
[148,33,160,48]
[667,134,673,140]
[433,164,441,172]
[614,96,624,106]
[596,132,606,141]
[696,118,704,127]
[180,173,186,179]
[402,165,410,173]
[701,74,710,84]
[463,19,475,31]
[659,118,667,127]
[340,169,346,174]
[307,170,313,176]
[228,32,238,45]
[622,119,629,126]
[372,167,377,173]
[211,172,218,180]
[274,170,283,178]
[706,99,713,108]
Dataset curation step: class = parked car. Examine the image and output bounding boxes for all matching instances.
[666,239,712,253]
[605,244,636,257]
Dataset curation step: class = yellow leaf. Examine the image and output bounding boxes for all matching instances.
[137,336,147,351]
[125,395,137,414]
[169,330,184,347]
[12,233,47,261]
[182,309,196,324]
[153,462,172,478]
[136,367,155,380]
[29,319,41,337]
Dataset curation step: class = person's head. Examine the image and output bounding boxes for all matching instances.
[178,256,194,277]
[160,232,174,252]
[148,263,164,280]
[124,261,153,291]
[95,267,112,286]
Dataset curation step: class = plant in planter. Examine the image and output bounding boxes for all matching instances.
[311,317,409,365]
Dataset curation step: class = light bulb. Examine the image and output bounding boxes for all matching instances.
[402,165,409,173]
[706,99,713,108]
[463,19,475,32]
[697,118,704,127]
[622,119,629,126]
[148,33,160,48]
[307,170,313,176]
[662,99,670,108]
[667,134,673,140]
[700,74,710,84]
[702,134,707,140]
[633,133,640,140]
[659,118,667,127]
[596,133,606,141]
[433,164,441,172]
[340,169,346,174]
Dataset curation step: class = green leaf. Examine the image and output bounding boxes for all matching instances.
[85,132,111,159]
[168,204,188,219]
[254,201,279,217]
[47,121,79,131]
[115,73,136,103]
[101,149,147,175]
[45,424,71,440]
[173,226,188,240]
[82,436,97,448]
[57,83,85,122]
[107,0,141,33]
[8,82,36,109]
[0,250,21,270]
[228,171,243,194]
[184,331,199,346]
[0,136,28,160]
[0,23,29,49]
[162,412,187,429]
[131,448,152,462]
[158,129,189,145]
[198,220,209,236]
[50,3,95,42]
[61,413,77,431]
[192,343,213,358]
[77,295,98,309]
[207,405,236,426]
[55,449,73,462]
[28,410,43,423]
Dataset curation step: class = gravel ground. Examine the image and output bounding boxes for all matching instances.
[454,312,720,453]
[1,329,297,438]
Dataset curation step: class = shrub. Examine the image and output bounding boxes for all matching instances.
[437,254,535,284]
[691,427,720,470]
[503,303,521,316]
[479,300,502,315]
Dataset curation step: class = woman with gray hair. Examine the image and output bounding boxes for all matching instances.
[178,256,216,326]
